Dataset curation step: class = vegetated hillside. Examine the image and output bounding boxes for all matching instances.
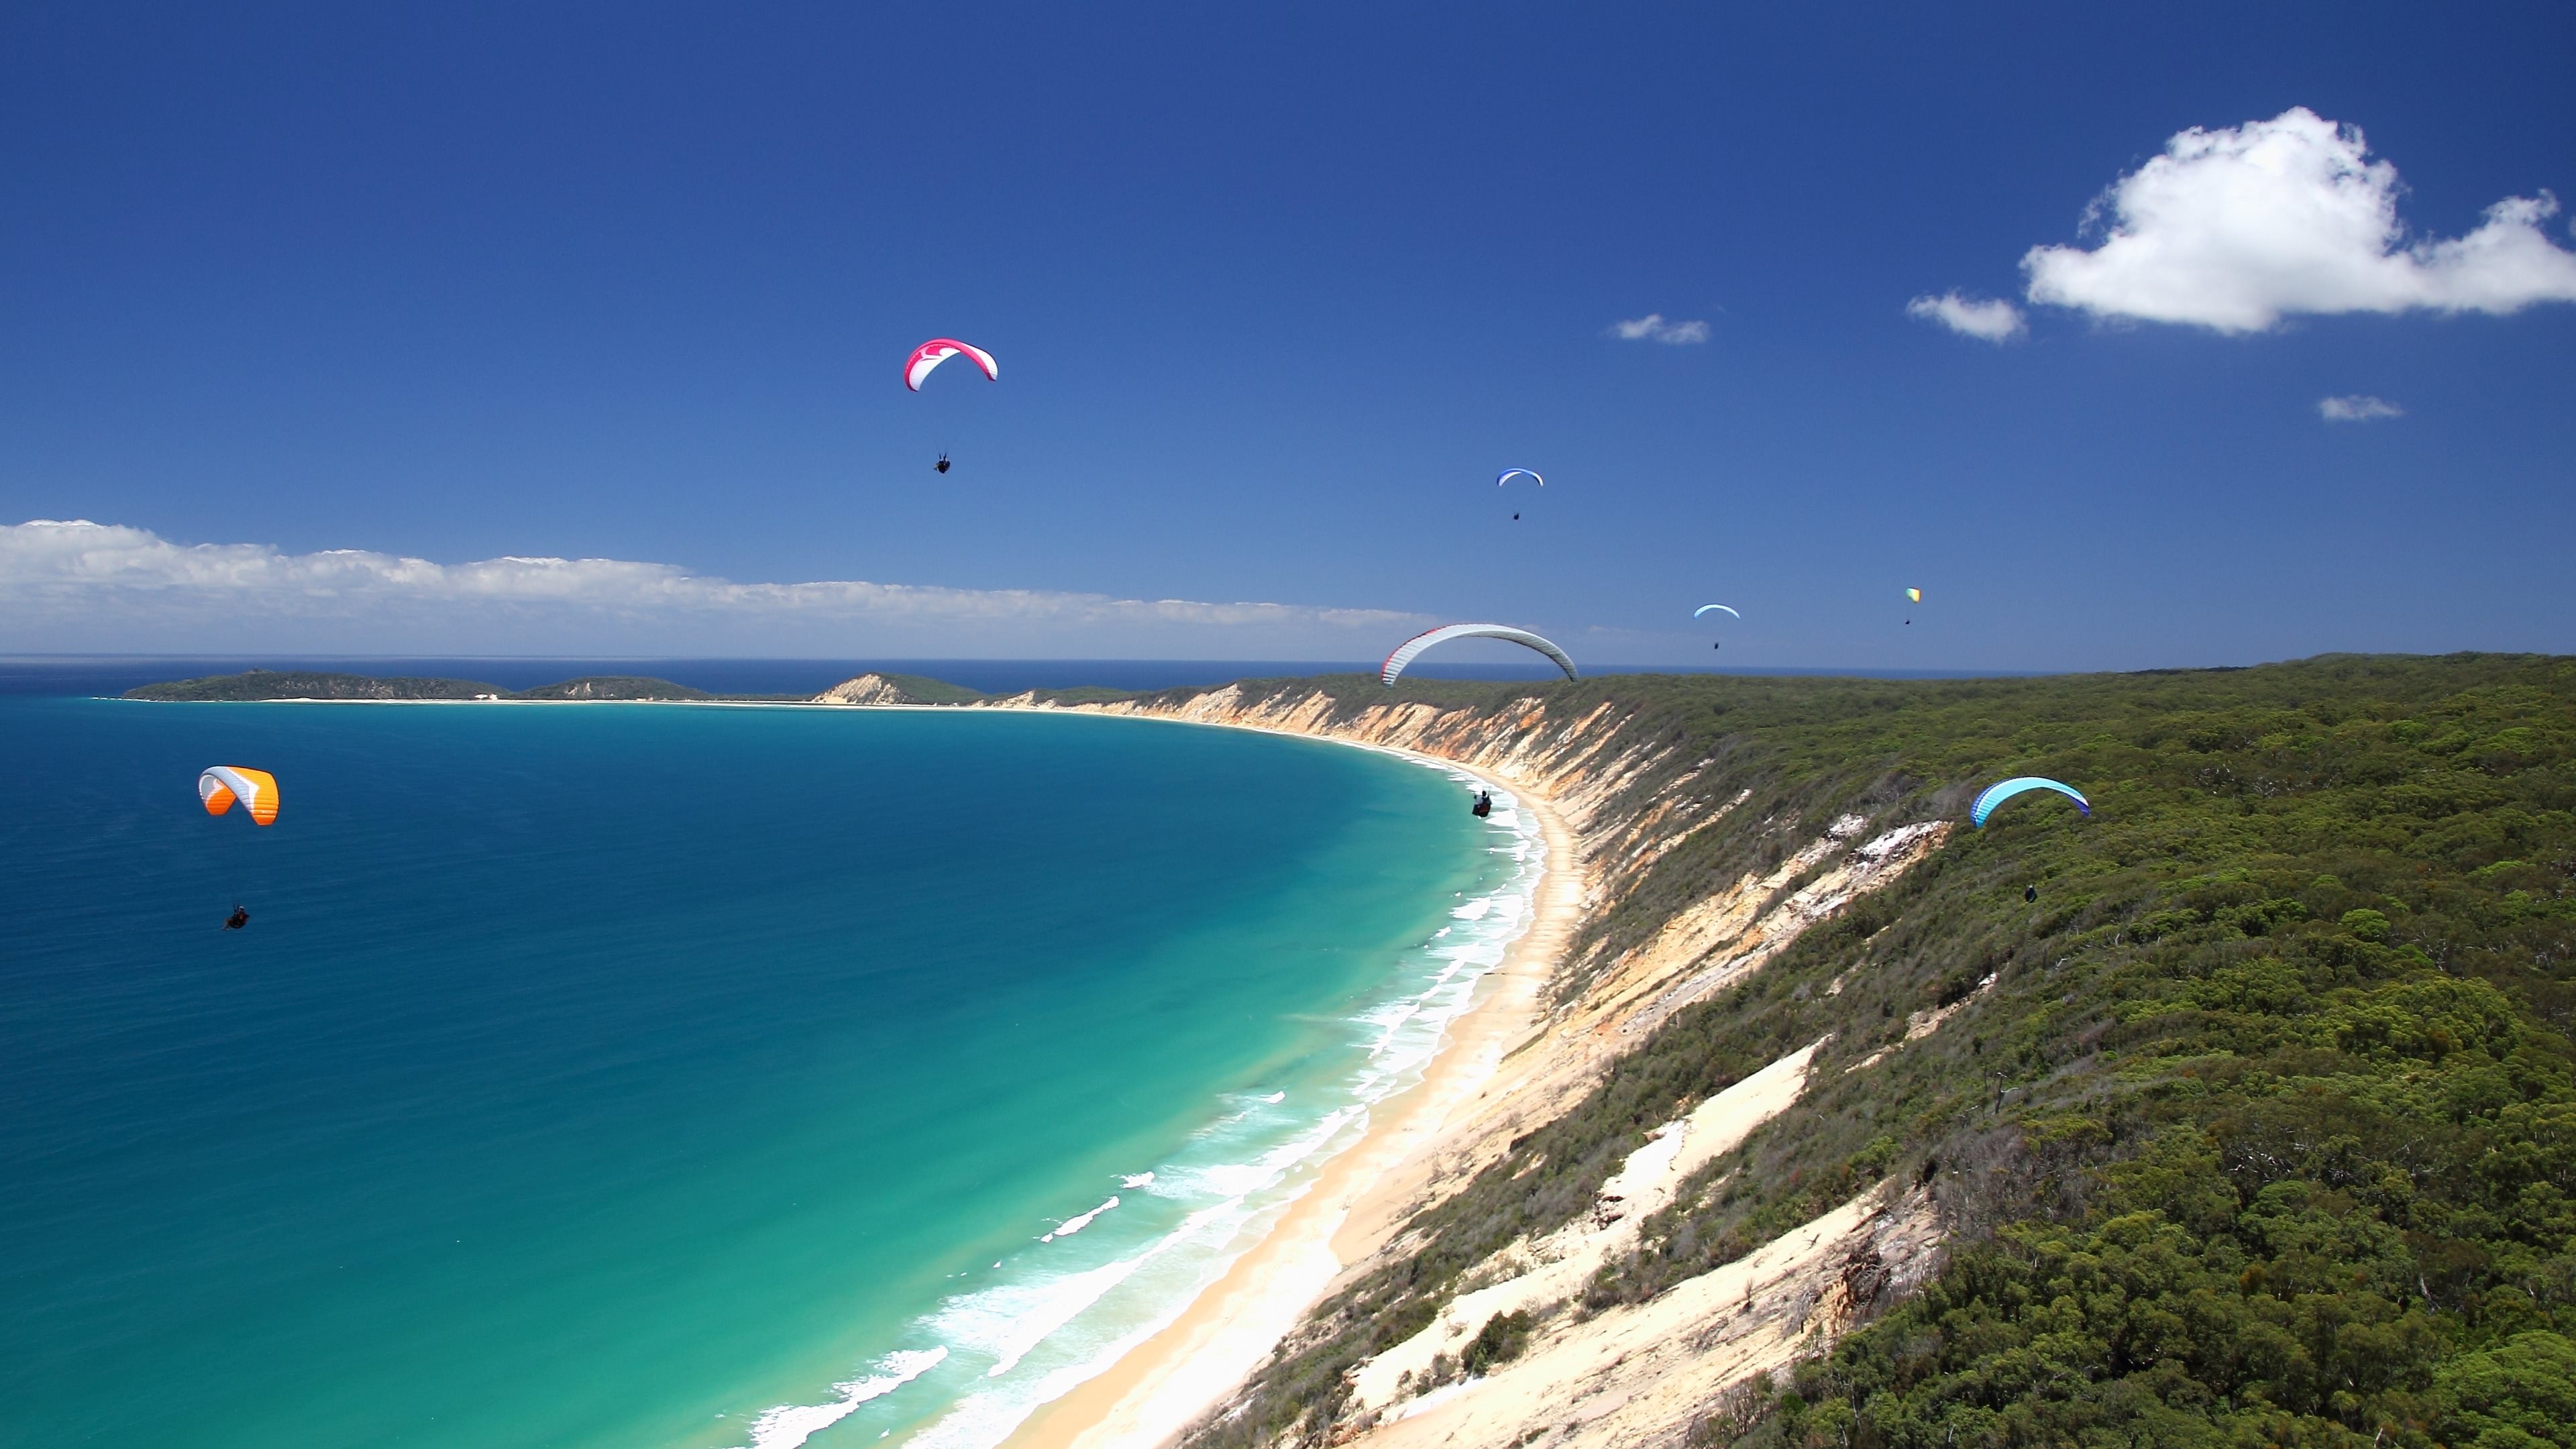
[506,676,711,701]
[123,671,714,702]
[1127,655,2576,1449]
[125,669,502,700]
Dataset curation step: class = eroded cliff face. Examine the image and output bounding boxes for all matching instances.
[932,678,1966,1448]
[813,672,922,706]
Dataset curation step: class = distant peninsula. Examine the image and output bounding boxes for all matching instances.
[119,667,1087,705]
[127,669,726,702]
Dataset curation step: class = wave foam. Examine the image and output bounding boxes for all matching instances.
[1042,1196,1120,1242]
[754,759,1546,1449]
[736,1346,947,1449]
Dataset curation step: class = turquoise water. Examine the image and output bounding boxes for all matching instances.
[0,698,1538,1448]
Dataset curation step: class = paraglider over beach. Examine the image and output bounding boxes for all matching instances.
[1381,624,1578,688]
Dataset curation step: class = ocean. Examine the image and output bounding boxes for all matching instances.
[0,688,1540,1448]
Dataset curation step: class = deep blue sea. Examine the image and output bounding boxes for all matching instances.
[0,680,1541,1447]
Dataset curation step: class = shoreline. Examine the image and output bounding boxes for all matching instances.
[114,690,1591,1446]
[996,720,1585,1449]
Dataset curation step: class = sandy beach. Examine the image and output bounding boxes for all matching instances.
[1001,739,1585,1449]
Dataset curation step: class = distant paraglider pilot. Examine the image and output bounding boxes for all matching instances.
[935,453,951,474]
[1471,790,1493,818]
[223,904,250,930]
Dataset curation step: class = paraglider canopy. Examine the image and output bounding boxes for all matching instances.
[199,766,280,826]
[1693,604,1741,620]
[1970,777,2089,828]
[904,339,999,392]
[1381,625,1578,688]
[1904,587,1923,603]
[1495,469,1544,488]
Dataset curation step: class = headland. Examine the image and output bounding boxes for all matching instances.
[112,654,2576,1449]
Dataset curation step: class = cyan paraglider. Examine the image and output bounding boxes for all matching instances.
[1693,604,1741,620]
[1381,625,1578,688]
[1970,777,2089,828]
[1496,469,1544,488]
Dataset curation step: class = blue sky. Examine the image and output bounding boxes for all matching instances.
[3,2,2571,668]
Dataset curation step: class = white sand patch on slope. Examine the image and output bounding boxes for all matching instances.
[1348,1037,1823,1412]
[1351,1186,1943,1449]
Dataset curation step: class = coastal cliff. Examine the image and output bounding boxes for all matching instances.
[896,657,2576,1449]
[959,675,1964,1446]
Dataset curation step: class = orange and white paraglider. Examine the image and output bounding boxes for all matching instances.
[200,766,278,928]
[199,767,280,826]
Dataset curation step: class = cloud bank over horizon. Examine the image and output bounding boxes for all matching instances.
[1,520,1432,657]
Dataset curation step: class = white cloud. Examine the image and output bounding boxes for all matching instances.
[0,520,1429,655]
[1609,313,1711,344]
[2318,394,2404,422]
[2021,107,2576,333]
[1905,291,2027,341]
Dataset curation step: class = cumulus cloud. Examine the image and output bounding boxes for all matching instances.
[1905,291,2027,341]
[0,520,1428,655]
[2318,394,2404,422]
[2021,107,2576,333]
[1609,313,1711,344]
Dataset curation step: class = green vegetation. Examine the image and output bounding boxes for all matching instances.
[505,676,712,701]
[125,669,502,700]
[1022,684,1138,705]
[1462,1309,1537,1375]
[1175,655,2576,1449]
[128,670,715,702]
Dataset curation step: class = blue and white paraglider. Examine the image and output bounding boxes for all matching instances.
[1970,777,2090,828]
[1693,602,1741,651]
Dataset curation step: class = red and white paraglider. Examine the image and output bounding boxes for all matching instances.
[906,339,999,474]
[904,339,998,392]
